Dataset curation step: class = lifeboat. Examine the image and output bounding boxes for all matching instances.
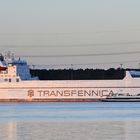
[0,66,7,71]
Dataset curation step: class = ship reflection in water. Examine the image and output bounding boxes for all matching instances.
[0,102,140,140]
[1,121,140,140]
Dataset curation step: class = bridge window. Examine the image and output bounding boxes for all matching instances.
[16,78,19,82]
[9,79,11,82]
[4,79,8,82]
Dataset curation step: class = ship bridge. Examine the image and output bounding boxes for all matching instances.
[0,52,38,82]
[0,64,21,83]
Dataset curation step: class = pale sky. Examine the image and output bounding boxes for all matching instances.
[0,0,140,69]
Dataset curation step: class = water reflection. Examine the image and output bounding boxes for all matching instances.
[8,122,17,140]
[0,120,140,140]
[0,122,17,140]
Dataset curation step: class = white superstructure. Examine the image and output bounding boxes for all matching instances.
[0,52,140,102]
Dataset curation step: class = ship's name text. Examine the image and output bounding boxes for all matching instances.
[37,89,114,97]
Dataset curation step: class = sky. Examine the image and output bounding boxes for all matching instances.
[0,0,140,69]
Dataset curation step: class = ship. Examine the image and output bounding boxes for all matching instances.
[0,52,140,102]
[101,93,140,102]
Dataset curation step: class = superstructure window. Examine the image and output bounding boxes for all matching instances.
[9,79,11,82]
[16,78,19,82]
[4,79,8,82]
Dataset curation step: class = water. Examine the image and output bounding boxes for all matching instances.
[0,102,140,140]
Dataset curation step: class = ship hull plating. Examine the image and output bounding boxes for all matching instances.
[0,78,140,102]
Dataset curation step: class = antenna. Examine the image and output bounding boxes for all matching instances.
[120,64,123,69]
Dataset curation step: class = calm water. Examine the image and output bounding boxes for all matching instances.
[0,102,140,140]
